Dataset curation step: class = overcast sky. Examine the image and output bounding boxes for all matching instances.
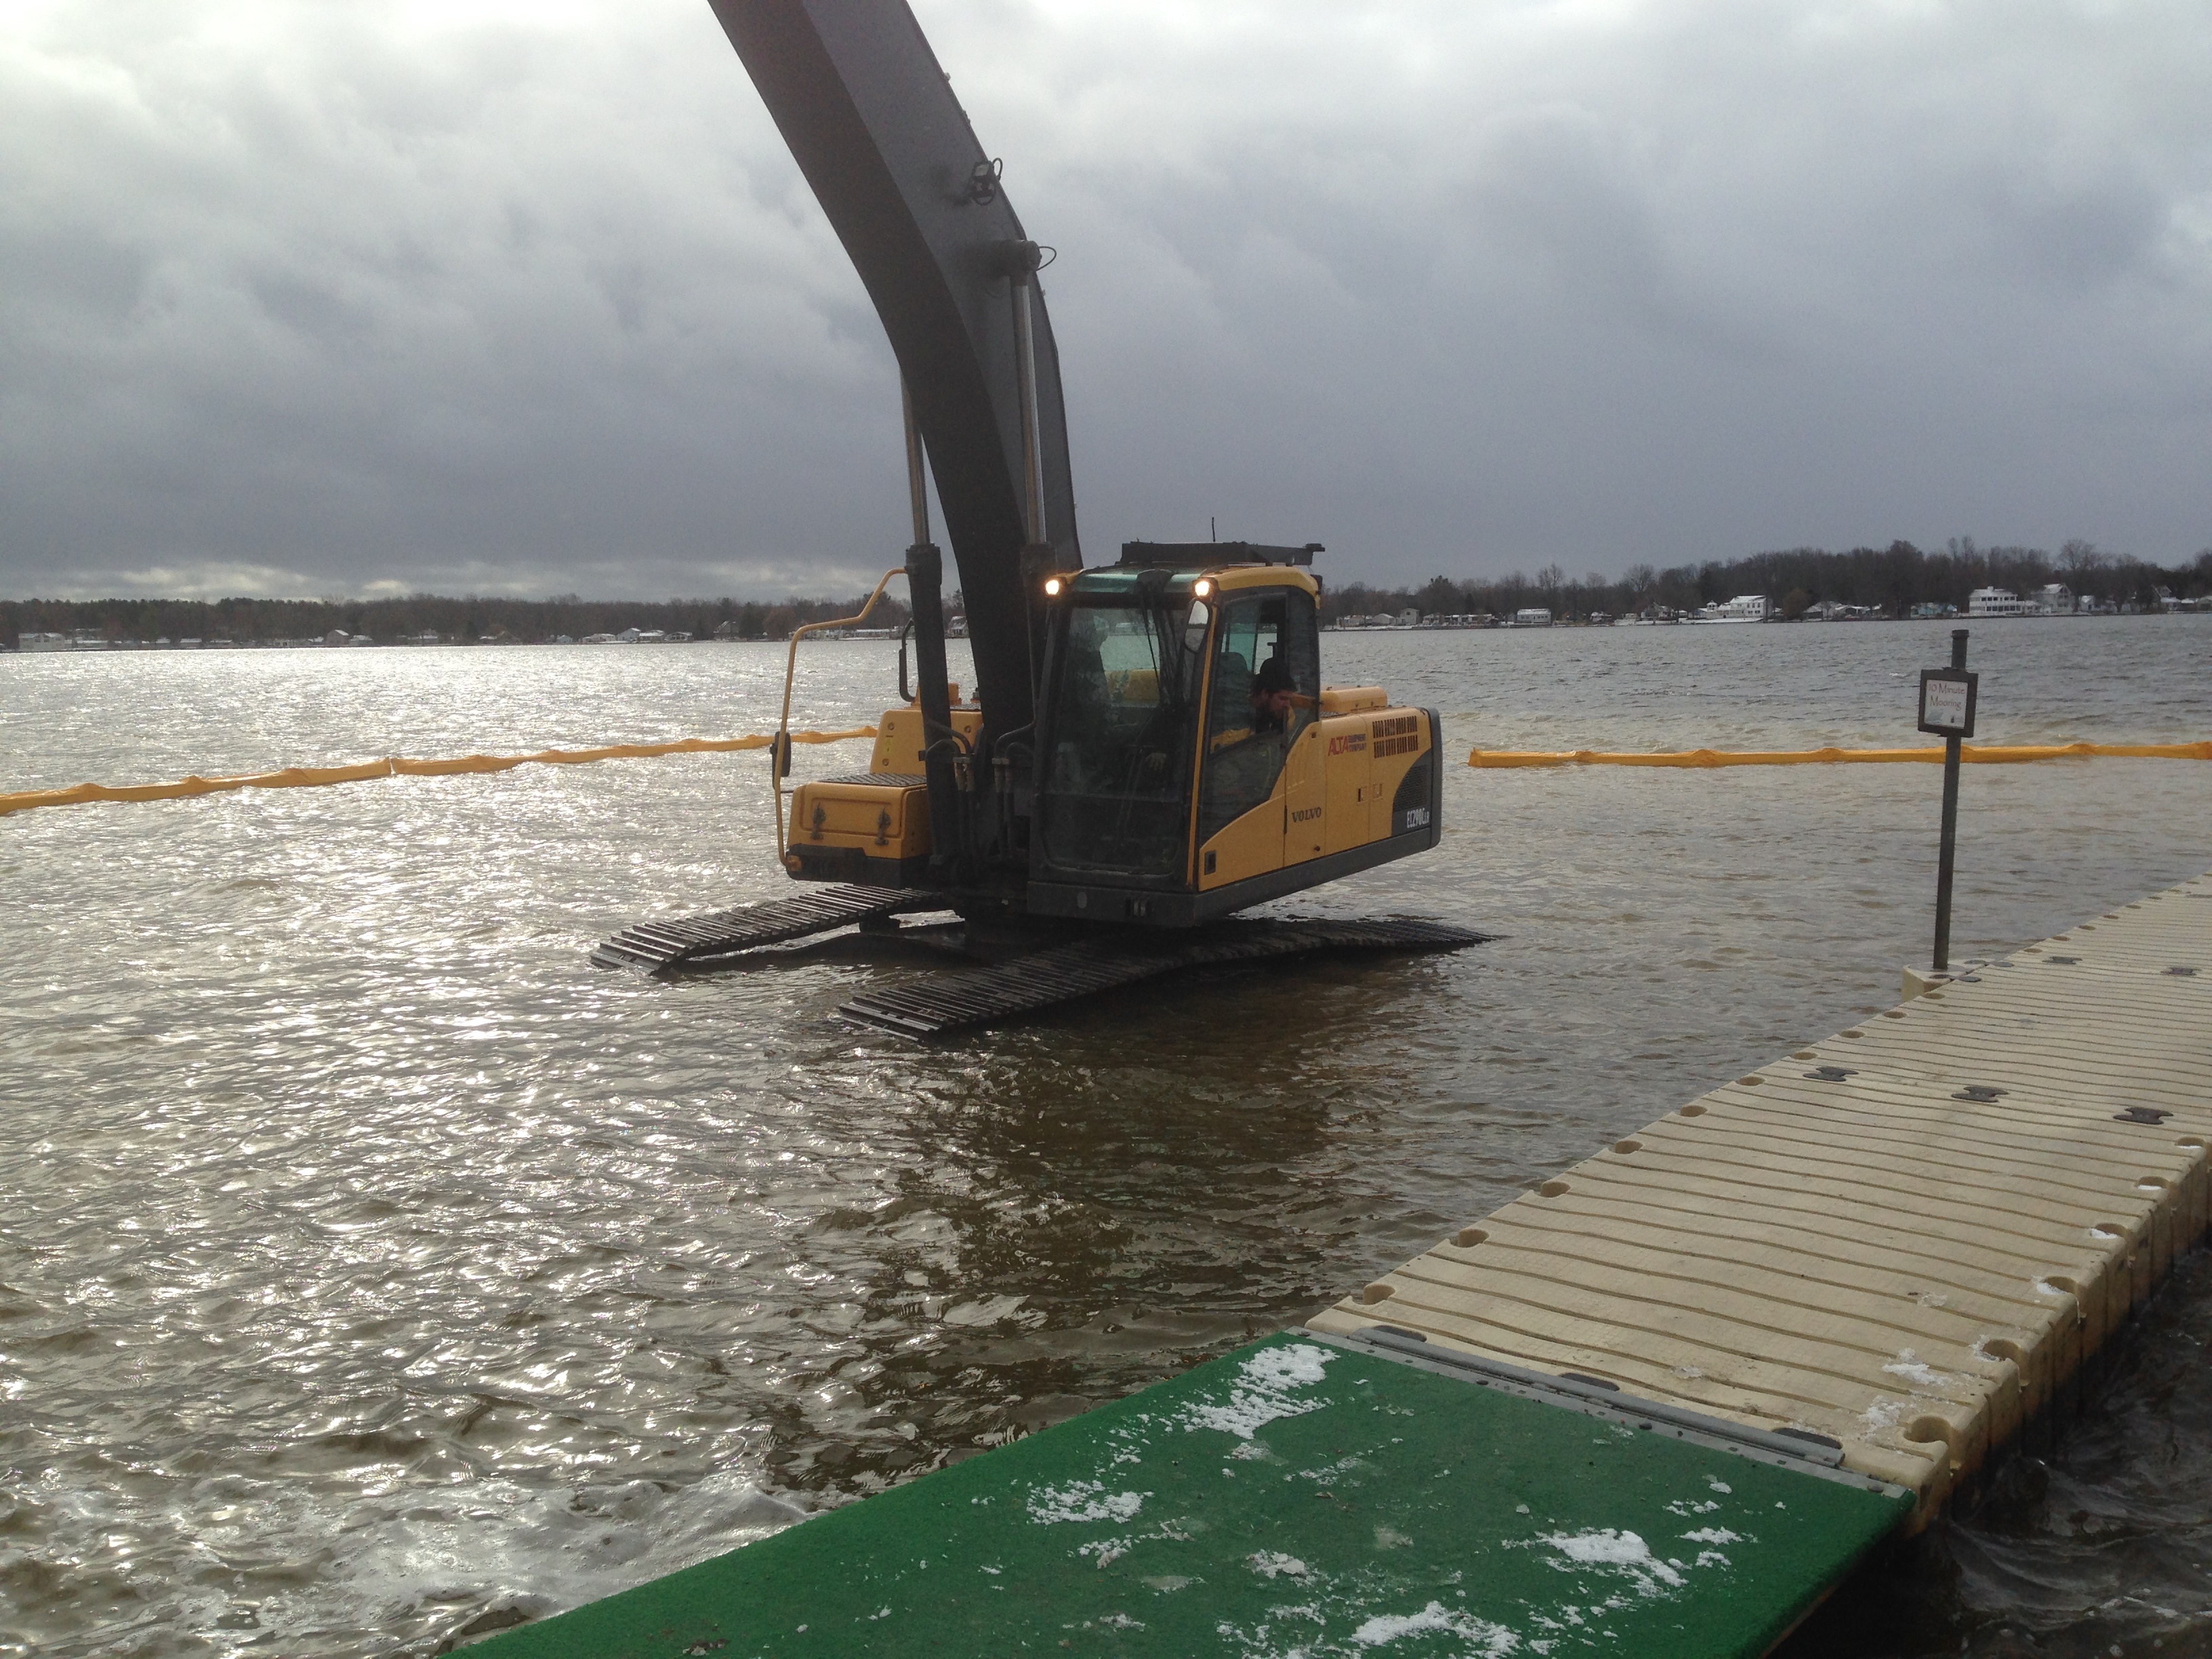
[3,0,2207,600]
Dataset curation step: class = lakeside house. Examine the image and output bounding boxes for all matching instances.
[1695,594,1771,622]
[1966,586,2082,617]
[1967,587,2033,616]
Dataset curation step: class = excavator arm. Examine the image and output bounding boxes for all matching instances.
[705,0,1081,739]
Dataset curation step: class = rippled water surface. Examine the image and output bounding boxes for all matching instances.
[5,619,2211,1657]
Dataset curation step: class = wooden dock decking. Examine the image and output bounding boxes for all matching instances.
[1311,871,2212,1523]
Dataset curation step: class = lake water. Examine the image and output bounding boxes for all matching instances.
[4,617,2211,1657]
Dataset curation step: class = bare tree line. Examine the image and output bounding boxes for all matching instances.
[9,536,2211,649]
[1324,540,2212,625]
[1,592,913,650]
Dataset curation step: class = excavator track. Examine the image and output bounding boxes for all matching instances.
[592,884,953,972]
[839,917,1492,1039]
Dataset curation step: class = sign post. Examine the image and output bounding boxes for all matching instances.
[1917,630,1978,974]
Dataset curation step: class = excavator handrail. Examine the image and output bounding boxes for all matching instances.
[773,566,909,861]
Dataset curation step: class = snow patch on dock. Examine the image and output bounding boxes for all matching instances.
[1177,1341,1338,1439]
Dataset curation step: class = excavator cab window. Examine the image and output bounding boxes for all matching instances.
[1197,590,1319,844]
[1036,596,1206,878]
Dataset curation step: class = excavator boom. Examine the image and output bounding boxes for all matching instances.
[706,0,1080,739]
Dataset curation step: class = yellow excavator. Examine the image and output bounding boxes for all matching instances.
[592,0,1482,1032]
[782,544,1441,921]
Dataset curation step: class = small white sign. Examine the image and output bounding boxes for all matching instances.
[1921,677,1971,732]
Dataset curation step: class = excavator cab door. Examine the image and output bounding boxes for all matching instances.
[1194,588,1321,888]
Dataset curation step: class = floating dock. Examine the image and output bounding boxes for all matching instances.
[475,874,2210,1658]
[1311,870,2212,1521]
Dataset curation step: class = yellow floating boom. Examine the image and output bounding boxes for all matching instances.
[0,729,878,818]
[1469,739,2212,769]
[12,733,2206,819]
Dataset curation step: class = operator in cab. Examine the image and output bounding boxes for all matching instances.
[1200,650,1308,839]
[1250,654,1297,736]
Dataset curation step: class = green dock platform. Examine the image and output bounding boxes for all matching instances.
[470,1330,1908,1659]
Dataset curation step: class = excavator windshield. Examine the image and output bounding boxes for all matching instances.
[1036,597,1208,879]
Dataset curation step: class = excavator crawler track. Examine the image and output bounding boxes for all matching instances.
[592,884,953,972]
[839,916,1492,1038]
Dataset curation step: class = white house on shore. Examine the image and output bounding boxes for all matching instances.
[1695,594,1770,621]
[1967,587,2036,617]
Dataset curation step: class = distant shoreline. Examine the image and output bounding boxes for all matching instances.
[0,592,902,653]
[1329,609,2208,633]
[10,537,2210,650]
[9,607,2206,654]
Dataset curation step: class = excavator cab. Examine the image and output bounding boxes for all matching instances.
[779,540,1442,928]
[1025,543,1442,926]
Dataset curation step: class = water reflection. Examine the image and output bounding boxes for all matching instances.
[724,975,1389,1492]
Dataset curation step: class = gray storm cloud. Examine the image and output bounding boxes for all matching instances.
[1,0,2206,600]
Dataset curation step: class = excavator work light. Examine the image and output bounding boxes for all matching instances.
[1192,578,1212,598]
[1042,577,1063,597]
